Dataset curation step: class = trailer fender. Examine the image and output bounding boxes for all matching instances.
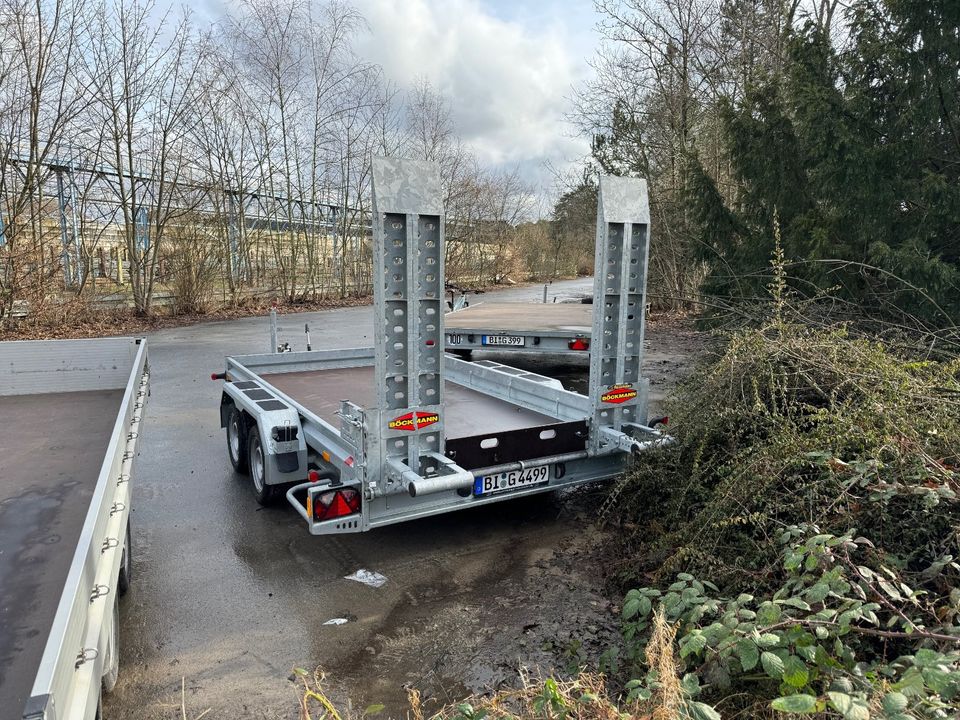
[221,381,307,485]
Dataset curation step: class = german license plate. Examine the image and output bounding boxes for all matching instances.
[482,335,524,346]
[474,464,550,496]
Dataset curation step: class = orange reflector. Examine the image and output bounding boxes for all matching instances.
[306,494,313,518]
[321,450,331,462]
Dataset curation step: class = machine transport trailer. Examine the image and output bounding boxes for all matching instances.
[215,158,666,534]
[0,337,149,720]
[444,301,593,357]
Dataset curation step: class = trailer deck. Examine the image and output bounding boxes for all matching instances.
[0,337,149,720]
[0,390,124,715]
[445,301,593,354]
[264,368,557,438]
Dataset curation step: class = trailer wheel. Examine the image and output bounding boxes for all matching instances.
[247,426,276,505]
[227,404,249,474]
[117,521,132,597]
[102,596,120,693]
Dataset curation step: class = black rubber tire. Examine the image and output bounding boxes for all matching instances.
[227,404,249,474]
[247,425,276,505]
[117,521,132,597]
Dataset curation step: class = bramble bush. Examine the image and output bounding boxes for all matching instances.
[602,302,960,717]
[620,529,960,718]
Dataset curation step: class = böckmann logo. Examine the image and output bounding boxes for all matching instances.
[388,411,440,431]
[600,384,637,404]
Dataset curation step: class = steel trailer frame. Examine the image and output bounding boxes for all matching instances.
[217,159,665,534]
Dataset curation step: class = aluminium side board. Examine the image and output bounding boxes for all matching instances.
[215,158,666,534]
[0,337,149,720]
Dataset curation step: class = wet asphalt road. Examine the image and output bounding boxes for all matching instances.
[104,279,596,719]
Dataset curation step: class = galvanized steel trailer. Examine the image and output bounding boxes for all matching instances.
[216,158,663,534]
[0,338,149,720]
[445,301,593,356]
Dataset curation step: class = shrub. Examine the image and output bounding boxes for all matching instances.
[620,529,960,718]
[604,308,960,717]
[607,318,960,592]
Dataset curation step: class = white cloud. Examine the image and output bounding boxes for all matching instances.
[351,0,595,194]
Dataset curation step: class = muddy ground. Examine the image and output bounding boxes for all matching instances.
[101,278,706,719]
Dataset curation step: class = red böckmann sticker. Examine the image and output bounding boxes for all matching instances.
[388,411,440,431]
[600,384,637,404]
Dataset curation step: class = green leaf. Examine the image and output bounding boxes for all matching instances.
[761,651,785,679]
[785,551,803,571]
[681,673,701,697]
[778,597,812,611]
[364,704,386,716]
[685,700,722,720]
[782,656,810,688]
[771,694,818,713]
[680,632,707,658]
[758,601,782,624]
[882,692,908,713]
[622,597,642,620]
[638,596,652,617]
[805,583,830,603]
[737,638,759,671]
[756,632,781,647]
[827,692,870,720]
[878,578,902,600]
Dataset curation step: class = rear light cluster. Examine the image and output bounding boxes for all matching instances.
[312,488,360,522]
[568,338,590,351]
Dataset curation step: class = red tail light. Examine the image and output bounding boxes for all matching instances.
[568,338,590,351]
[313,488,361,521]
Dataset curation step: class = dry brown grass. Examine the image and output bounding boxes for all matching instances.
[294,667,635,720]
[644,609,682,720]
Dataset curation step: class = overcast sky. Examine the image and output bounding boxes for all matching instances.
[352,0,600,199]
[196,0,601,201]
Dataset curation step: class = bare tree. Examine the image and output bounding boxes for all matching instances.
[0,0,88,316]
[84,0,207,314]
